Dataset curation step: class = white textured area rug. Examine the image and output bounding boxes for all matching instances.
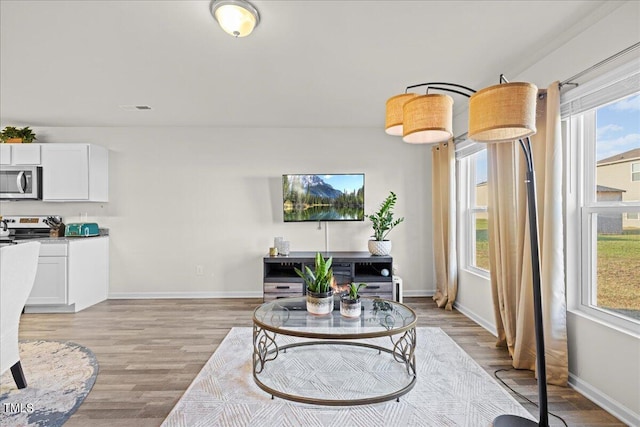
[163,327,533,427]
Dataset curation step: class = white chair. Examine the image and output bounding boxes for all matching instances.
[0,241,41,389]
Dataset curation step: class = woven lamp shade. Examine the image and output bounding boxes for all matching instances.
[468,82,537,143]
[385,93,418,136]
[402,94,453,144]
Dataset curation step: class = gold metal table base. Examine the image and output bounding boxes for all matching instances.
[252,324,417,406]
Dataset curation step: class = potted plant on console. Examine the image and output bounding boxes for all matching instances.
[340,282,367,318]
[366,191,404,256]
[295,252,334,316]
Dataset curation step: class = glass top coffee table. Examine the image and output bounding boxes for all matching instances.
[252,296,417,406]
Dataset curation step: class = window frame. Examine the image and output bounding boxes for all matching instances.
[632,162,640,182]
[456,145,490,277]
[566,94,640,333]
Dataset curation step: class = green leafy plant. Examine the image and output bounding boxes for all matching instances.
[346,282,367,300]
[366,191,404,241]
[295,252,333,294]
[0,126,37,143]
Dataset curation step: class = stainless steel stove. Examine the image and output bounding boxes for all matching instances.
[0,215,61,246]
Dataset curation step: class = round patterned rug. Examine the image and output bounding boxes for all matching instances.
[0,341,98,427]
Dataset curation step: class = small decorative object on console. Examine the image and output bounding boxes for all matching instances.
[295,252,334,315]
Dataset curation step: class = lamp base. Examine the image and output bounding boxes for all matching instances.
[493,414,540,426]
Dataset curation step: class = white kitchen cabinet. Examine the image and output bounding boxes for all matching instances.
[25,236,109,313]
[28,248,68,305]
[0,143,41,165]
[41,143,108,202]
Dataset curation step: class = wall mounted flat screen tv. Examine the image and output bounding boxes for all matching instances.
[283,174,365,222]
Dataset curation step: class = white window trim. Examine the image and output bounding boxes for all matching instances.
[632,162,640,182]
[564,80,640,334]
[456,146,490,278]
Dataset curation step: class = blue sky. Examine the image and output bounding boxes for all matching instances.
[322,174,364,193]
[596,93,640,160]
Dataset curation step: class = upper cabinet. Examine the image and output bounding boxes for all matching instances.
[41,144,108,202]
[0,143,41,165]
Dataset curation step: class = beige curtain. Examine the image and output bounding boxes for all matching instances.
[432,140,458,310]
[488,82,568,386]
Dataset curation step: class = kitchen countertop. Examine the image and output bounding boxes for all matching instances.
[2,229,109,245]
[34,235,110,244]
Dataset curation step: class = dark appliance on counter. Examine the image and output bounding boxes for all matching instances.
[0,166,43,200]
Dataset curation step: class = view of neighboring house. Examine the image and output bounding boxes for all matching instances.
[597,147,640,229]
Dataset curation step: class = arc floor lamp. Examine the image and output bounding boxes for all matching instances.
[386,77,548,427]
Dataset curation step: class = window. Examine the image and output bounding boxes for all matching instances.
[457,143,489,275]
[563,61,640,331]
[470,150,489,271]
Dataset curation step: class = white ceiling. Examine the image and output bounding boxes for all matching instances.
[0,0,620,128]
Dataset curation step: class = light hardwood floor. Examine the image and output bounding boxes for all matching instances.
[18,298,625,426]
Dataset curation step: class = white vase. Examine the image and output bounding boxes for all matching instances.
[368,240,391,256]
[340,296,362,318]
[306,290,334,315]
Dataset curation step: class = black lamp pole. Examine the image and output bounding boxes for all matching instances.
[493,136,549,427]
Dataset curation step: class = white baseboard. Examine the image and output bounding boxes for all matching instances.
[568,373,639,426]
[110,291,435,300]
[402,290,434,297]
[453,300,498,337]
[108,291,263,299]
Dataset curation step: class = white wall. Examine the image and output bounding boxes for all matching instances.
[0,127,434,298]
[454,2,640,424]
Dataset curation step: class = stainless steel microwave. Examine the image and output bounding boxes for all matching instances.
[0,166,43,200]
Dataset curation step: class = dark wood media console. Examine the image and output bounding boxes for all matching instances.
[263,251,394,301]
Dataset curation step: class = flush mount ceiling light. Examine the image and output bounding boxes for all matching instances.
[210,0,260,38]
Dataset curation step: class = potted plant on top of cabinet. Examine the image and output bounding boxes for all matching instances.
[340,282,367,318]
[366,191,404,256]
[295,252,334,315]
[0,126,37,143]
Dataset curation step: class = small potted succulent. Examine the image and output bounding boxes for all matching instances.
[340,282,367,318]
[0,126,37,143]
[366,191,404,256]
[295,252,334,315]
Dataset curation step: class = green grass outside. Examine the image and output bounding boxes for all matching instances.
[597,229,640,311]
[474,219,639,312]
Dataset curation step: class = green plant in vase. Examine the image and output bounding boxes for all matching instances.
[366,191,404,255]
[295,252,334,315]
[340,282,367,318]
[0,126,37,143]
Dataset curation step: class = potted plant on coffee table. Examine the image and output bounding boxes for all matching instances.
[340,282,367,318]
[295,252,334,315]
[366,191,404,256]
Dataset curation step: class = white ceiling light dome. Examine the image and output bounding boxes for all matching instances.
[210,0,260,38]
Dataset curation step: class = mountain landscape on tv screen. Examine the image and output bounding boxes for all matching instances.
[282,174,364,221]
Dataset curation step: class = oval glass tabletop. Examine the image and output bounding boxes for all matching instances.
[253,296,417,339]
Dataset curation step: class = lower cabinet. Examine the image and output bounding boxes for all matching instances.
[263,251,394,301]
[28,245,67,305]
[25,236,109,313]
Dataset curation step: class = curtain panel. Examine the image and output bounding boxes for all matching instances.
[432,141,458,311]
[488,82,569,386]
